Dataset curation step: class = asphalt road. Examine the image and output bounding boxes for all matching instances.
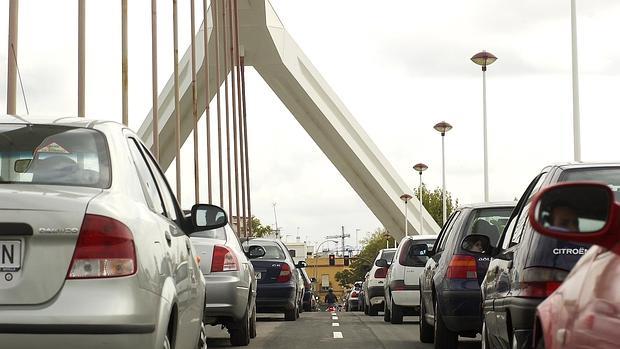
[206,310,481,349]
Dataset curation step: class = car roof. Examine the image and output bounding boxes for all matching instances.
[0,115,123,130]
[407,234,437,241]
[455,201,517,210]
[553,162,620,170]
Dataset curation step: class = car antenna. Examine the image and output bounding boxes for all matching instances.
[11,43,30,115]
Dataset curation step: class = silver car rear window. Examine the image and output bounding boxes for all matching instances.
[191,227,227,240]
[243,241,286,260]
[0,124,111,188]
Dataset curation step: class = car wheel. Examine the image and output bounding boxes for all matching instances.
[298,300,304,314]
[390,298,404,324]
[368,303,379,316]
[419,299,434,343]
[363,299,369,315]
[383,300,391,322]
[249,304,257,339]
[296,302,300,319]
[433,302,458,349]
[512,333,519,349]
[229,303,251,346]
[284,303,297,321]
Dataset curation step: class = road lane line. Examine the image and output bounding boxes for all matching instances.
[332,316,338,320]
[331,312,336,316]
[332,323,339,327]
[333,331,343,339]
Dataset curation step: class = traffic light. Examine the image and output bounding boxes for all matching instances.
[344,255,350,266]
[328,254,335,266]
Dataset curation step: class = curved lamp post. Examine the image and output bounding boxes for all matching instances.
[400,193,413,236]
[434,121,453,225]
[471,50,497,202]
[313,239,338,289]
[413,163,428,235]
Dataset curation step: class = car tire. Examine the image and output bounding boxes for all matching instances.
[163,332,172,349]
[229,303,251,346]
[383,300,391,322]
[390,298,404,324]
[481,319,489,349]
[363,299,369,315]
[298,300,304,314]
[285,303,297,321]
[419,299,434,343]
[249,304,257,339]
[433,302,458,349]
[368,304,379,316]
[197,320,207,349]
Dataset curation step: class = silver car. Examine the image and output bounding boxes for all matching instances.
[190,224,264,346]
[0,116,218,349]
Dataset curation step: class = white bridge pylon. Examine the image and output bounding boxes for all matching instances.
[138,0,440,238]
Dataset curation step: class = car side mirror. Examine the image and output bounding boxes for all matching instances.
[14,159,31,173]
[461,234,492,254]
[246,245,266,259]
[190,204,228,232]
[310,277,317,283]
[296,261,307,268]
[375,259,388,268]
[529,182,620,254]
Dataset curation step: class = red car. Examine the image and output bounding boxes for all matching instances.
[528,181,620,349]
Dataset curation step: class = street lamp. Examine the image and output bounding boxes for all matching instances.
[400,194,413,236]
[471,50,497,202]
[313,239,338,290]
[434,121,453,225]
[413,163,428,235]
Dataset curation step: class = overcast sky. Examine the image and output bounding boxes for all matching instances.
[1,1,619,248]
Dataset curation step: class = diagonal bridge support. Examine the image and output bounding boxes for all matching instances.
[138,0,440,239]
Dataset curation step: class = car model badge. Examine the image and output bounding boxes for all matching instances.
[39,227,79,234]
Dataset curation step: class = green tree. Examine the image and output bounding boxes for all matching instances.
[251,216,272,237]
[414,184,458,227]
[334,269,355,289]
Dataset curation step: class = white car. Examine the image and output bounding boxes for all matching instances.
[383,235,436,324]
[362,248,397,316]
[0,116,215,349]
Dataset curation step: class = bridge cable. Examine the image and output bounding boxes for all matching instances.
[203,0,213,204]
[221,0,233,218]
[191,0,200,203]
[240,56,252,236]
[212,0,224,207]
[172,0,182,201]
[150,0,160,160]
[233,0,247,237]
[228,0,241,235]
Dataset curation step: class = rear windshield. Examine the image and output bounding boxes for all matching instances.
[0,125,110,188]
[464,207,514,248]
[381,249,396,262]
[399,239,435,267]
[191,227,227,240]
[527,167,620,271]
[243,241,286,260]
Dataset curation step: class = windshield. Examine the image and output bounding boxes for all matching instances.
[465,207,515,247]
[0,125,111,188]
[561,167,620,201]
[380,249,396,262]
[243,241,286,260]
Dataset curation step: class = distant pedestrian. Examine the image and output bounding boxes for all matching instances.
[324,288,338,308]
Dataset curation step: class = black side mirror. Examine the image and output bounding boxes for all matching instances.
[190,204,228,232]
[461,234,492,254]
[310,277,317,283]
[296,261,307,268]
[375,259,388,268]
[247,245,266,259]
[14,159,31,173]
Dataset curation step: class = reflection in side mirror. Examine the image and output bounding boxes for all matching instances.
[375,259,388,268]
[461,234,491,254]
[14,159,31,173]
[533,183,611,234]
[247,245,266,259]
[296,261,307,268]
[191,204,228,231]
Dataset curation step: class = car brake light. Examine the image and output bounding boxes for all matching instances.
[351,291,359,297]
[277,263,292,283]
[446,255,477,279]
[67,214,136,279]
[518,267,567,298]
[211,245,239,272]
[374,267,388,278]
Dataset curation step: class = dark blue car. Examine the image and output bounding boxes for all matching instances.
[418,202,515,349]
[243,238,305,321]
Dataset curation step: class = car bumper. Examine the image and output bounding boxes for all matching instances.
[498,297,542,348]
[391,289,420,307]
[256,283,296,312]
[438,289,483,333]
[0,278,161,349]
[203,273,250,321]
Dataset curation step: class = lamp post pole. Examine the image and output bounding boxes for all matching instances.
[434,122,453,225]
[571,0,581,161]
[471,51,497,202]
[413,163,428,234]
[400,194,413,236]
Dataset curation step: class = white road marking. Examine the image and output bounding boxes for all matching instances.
[332,316,338,320]
[332,323,339,327]
[333,331,343,339]
[331,312,337,316]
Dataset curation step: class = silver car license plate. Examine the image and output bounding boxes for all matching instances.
[0,241,21,272]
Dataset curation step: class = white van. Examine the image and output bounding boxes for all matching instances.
[382,235,436,324]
